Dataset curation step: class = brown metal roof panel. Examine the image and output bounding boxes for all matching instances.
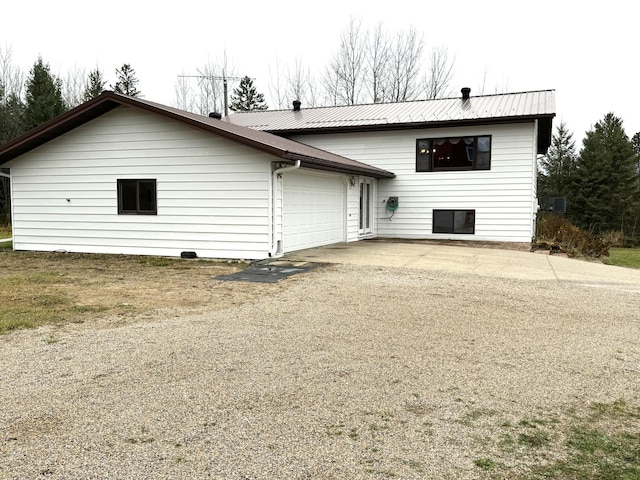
[226,90,555,132]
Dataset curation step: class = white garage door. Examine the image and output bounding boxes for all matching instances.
[283,172,346,252]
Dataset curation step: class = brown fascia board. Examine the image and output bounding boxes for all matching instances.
[0,91,297,165]
[283,152,395,178]
[268,114,556,137]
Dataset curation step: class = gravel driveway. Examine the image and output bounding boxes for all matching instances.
[1,247,639,479]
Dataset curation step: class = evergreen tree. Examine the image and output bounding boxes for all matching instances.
[538,122,577,202]
[83,68,106,101]
[112,64,140,97]
[569,113,638,233]
[0,91,25,144]
[23,57,67,130]
[229,76,268,112]
[632,132,640,174]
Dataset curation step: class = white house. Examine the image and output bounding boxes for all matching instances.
[225,88,556,244]
[0,92,393,259]
[0,88,554,260]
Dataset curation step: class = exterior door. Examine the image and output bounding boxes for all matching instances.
[359,179,373,236]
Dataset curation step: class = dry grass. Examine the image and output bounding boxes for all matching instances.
[0,251,264,333]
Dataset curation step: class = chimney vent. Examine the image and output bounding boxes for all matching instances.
[209,112,222,120]
[293,100,301,112]
[461,87,471,100]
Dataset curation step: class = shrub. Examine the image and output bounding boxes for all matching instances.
[535,213,610,258]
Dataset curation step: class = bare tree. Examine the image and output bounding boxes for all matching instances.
[367,23,390,103]
[387,26,424,102]
[322,17,367,105]
[62,65,86,108]
[477,66,488,95]
[424,46,455,99]
[175,51,237,115]
[285,58,319,108]
[0,44,24,101]
[268,57,288,109]
[174,72,195,112]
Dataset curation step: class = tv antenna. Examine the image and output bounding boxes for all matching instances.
[178,71,245,117]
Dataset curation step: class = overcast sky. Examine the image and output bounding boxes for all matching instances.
[3,0,639,146]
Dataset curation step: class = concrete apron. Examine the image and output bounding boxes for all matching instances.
[282,241,640,293]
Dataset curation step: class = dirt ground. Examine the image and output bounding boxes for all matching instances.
[0,251,285,332]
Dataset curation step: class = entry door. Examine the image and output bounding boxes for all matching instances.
[359,179,373,236]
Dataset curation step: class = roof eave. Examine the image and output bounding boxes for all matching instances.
[266,114,556,137]
[283,152,395,179]
[0,94,121,164]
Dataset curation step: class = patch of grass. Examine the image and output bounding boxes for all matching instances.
[518,430,551,448]
[606,248,640,269]
[535,426,640,479]
[0,251,245,334]
[474,458,496,470]
[138,257,173,267]
[326,423,345,436]
[461,407,497,424]
[481,399,640,479]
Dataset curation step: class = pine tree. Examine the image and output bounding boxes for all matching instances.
[229,76,268,112]
[83,68,106,101]
[112,64,140,97]
[23,57,67,130]
[538,122,577,201]
[632,132,640,174]
[0,91,25,144]
[569,113,638,233]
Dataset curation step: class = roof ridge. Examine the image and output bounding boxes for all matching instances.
[228,89,557,116]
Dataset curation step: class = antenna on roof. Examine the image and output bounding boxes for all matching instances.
[177,73,245,117]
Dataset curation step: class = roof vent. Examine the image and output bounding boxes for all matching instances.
[461,87,471,100]
[209,112,222,120]
[293,100,301,112]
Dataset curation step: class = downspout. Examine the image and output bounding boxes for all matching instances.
[269,160,301,257]
[0,171,12,243]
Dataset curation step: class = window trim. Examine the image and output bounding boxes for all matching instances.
[117,179,157,215]
[416,135,492,172]
[432,209,476,235]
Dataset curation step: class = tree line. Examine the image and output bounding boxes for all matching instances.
[538,116,640,244]
[0,50,141,224]
[175,18,456,115]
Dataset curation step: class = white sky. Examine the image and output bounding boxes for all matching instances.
[3,0,639,146]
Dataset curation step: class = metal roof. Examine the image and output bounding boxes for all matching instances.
[224,89,555,136]
[0,92,395,178]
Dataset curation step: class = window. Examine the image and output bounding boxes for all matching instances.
[433,210,475,234]
[117,179,157,215]
[417,136,491,171]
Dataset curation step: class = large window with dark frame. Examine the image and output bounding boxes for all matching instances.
[117,179,157,215]
[416,136,491,171]
[433,209,475,234]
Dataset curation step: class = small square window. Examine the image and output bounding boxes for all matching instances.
[433,210,475,234]
[117,179,157,215]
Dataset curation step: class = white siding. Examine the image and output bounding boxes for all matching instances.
[292,122,538,242]
[6,106,274,259]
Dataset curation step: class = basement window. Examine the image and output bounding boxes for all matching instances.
[417,136,491,171]
[433,209,475,234]
[117,179,157,215]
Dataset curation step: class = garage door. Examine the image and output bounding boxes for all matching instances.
[283,172,345,252]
